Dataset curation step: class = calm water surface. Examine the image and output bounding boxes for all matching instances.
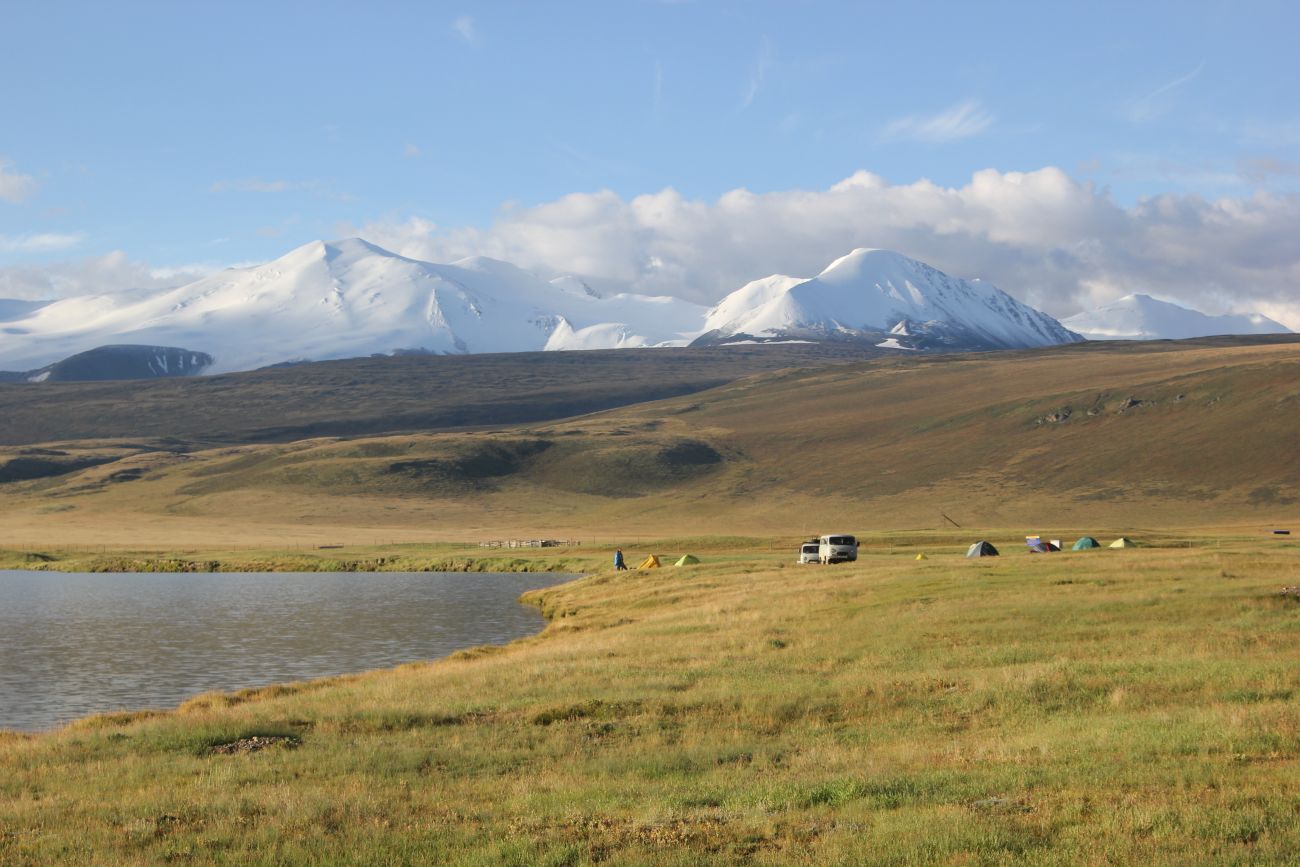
[0,570,572,732]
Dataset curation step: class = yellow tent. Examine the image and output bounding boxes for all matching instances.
[637,554,661,569]
[674,554,700,566]
[914,553,928,560]
[1109,537,1137,548]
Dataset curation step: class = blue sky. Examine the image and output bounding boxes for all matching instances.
[2,0,1299,321]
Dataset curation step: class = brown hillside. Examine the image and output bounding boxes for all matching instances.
[2,338,1298,545]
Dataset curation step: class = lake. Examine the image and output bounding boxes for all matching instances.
[0,570,574,732]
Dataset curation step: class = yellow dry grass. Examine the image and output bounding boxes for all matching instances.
[2,539,1298,864]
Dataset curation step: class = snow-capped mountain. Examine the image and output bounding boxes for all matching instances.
[0,239,707,374]
[0,241,1085,376]
[1062,293,1292,341]
[695,248,1081,350]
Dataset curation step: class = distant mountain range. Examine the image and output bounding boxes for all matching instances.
[696,248,1080,350]
[0,239,708,375]
[2,239,1280,381]
[1062,293,1292,340]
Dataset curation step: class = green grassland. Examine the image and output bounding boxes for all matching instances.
[3,538,1298,864]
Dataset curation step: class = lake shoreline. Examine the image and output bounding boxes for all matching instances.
[4,540,1299,861]
[0,568,580,735]
[1,547,603,575]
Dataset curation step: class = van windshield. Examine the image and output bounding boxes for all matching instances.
[802,545,819,553]
[826,536,856,546]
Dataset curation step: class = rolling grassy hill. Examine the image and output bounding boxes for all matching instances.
[2,336,1298,549]
[0,343,878,447]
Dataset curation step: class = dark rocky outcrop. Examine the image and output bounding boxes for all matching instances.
[0,345,212,383]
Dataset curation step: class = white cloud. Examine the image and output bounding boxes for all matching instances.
[0,158,37,203]
[882,100,994,142]
[453,15,477,45]
[0,251,214,300]
[403,143,422,158]
[345,167,1300,330]
[11,169,1300,331]
[0,232,82,253]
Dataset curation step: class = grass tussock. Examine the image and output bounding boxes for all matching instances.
[3,540,1299,863]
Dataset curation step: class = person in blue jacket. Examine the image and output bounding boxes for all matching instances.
[614,548,627,570]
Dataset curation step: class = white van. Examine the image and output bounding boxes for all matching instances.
[818,534,858,564]
[798,542,821,564]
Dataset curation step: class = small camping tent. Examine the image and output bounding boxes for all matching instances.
[1109,537,1137,548]
[1026,535,1060,553]
[966,541,999,558]
[1072,536,1100,551]
[637,554,661,569]
[915,553,928,561]
[674,554,699,566]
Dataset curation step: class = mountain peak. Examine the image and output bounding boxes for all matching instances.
[277,238,404,270]
[700,248,1079,350]
[818,247,901,277]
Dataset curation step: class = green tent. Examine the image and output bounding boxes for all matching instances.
[674,554,700,566]
[1072,536,1100,550]
[1109,537,1137,548]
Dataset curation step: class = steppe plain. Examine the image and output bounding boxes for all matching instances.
[1,337,1298,864]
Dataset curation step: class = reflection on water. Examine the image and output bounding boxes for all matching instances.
[0,570,572,732]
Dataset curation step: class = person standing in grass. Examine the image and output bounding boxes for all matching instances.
[614,548,627,570]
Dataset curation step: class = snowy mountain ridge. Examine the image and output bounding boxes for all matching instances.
[2,240,1092,375]
[1062,293,1292,341]
[0,239,707,374]
[696,248,1081,350]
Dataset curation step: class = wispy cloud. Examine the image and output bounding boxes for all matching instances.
[740,37,773,109]
[453,15,477,45]
[1143,61,1205,103]
[882,100,994,142]
[1242,117,1300,147]
[210,177,353,203]
[0,158,37,203]
[0,232,82,253]
[1128,61,1204,121]
[210,178,299,193]
[1238,155,1300,184]
[403,143,422,158]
